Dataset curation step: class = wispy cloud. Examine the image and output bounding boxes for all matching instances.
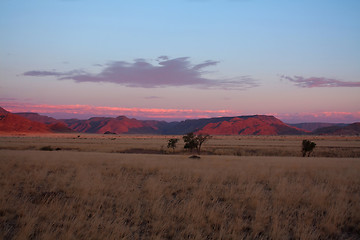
[281,75,360,88]
[23,57,258,90]
[24,70,85,77]
[0,102,237,120]
[272,111,360,123]
[0,97,17,101]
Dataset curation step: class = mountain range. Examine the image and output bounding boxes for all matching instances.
[288,122,348,132]
[1,107,359,135]
[0,107,73,133]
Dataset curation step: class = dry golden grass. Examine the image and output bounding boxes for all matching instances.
[1,144,360,239]
[1,134,360,157]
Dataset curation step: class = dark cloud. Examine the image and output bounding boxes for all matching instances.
[157,56,169,61]
[24,70,66,77]
[23,57,258,90]
[24,70,85,77]
[281,75,360,88]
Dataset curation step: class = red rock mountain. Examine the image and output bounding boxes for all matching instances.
[0,107,51,133]
[196,115,307,135]
[15,112,59,124]
[15,112,74,133]
[4,106,358,135]
[61,115,306,135]
[63,116,166,134]
[48,122,75,133]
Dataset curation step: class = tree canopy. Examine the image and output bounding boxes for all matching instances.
[183,132,211,154]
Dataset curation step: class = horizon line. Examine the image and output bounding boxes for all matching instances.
[1,103,359,124]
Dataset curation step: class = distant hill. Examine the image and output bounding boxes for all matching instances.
[159,116,235,135]
[15,112,74,133]
[2,106,359,135]
[62,116,168,134]
[0,107,52,133]
[15,112,59,124]
[48,122,75,133]
[196,115,307,135]
[60,115,306,135]
[289,122,347,132]
[14,112,75,133]
[312,122,360,135]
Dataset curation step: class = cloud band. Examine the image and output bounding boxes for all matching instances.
[281,75,360,88]
[24,57,258,90]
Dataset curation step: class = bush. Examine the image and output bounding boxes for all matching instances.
[302,140,316,157]
[167,138,179,153]
[40,146,53,151]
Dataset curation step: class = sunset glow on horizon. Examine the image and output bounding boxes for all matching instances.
[1,102,359,124]
[1,0,359,123]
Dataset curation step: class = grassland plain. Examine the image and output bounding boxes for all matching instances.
[1,134,360,157]
[1,134,360,239]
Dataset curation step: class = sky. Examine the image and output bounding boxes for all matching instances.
[1,0,360,123]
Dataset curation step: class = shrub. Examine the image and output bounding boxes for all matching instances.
[167,138,179,153]
[302,140,316,157]
[40,146,53,151]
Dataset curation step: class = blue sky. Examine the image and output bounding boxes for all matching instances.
[1,0,360,122]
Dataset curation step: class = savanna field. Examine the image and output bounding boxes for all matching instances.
[1,134,360,239]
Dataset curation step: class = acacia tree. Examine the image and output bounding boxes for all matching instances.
[183,132,198,153]
[167,138,179,153]
[196,134,212,154]
[183,132,211,154]
[302,139,316,157]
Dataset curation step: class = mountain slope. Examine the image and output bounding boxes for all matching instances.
[0,107,52,133]
[196,115,307,135]
[4,106,359,135]
[289,122,347,132]
[160,117,235,135]
[60,115,307,135]
[63,116,167,134]
[15,112,74,133]
[15,112,59,124]
[312,122,360,135]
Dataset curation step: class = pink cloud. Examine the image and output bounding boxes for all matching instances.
[281,75,360,88]
[2,101,359,123]
[0,102,237,120]
[23,57,258,90]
